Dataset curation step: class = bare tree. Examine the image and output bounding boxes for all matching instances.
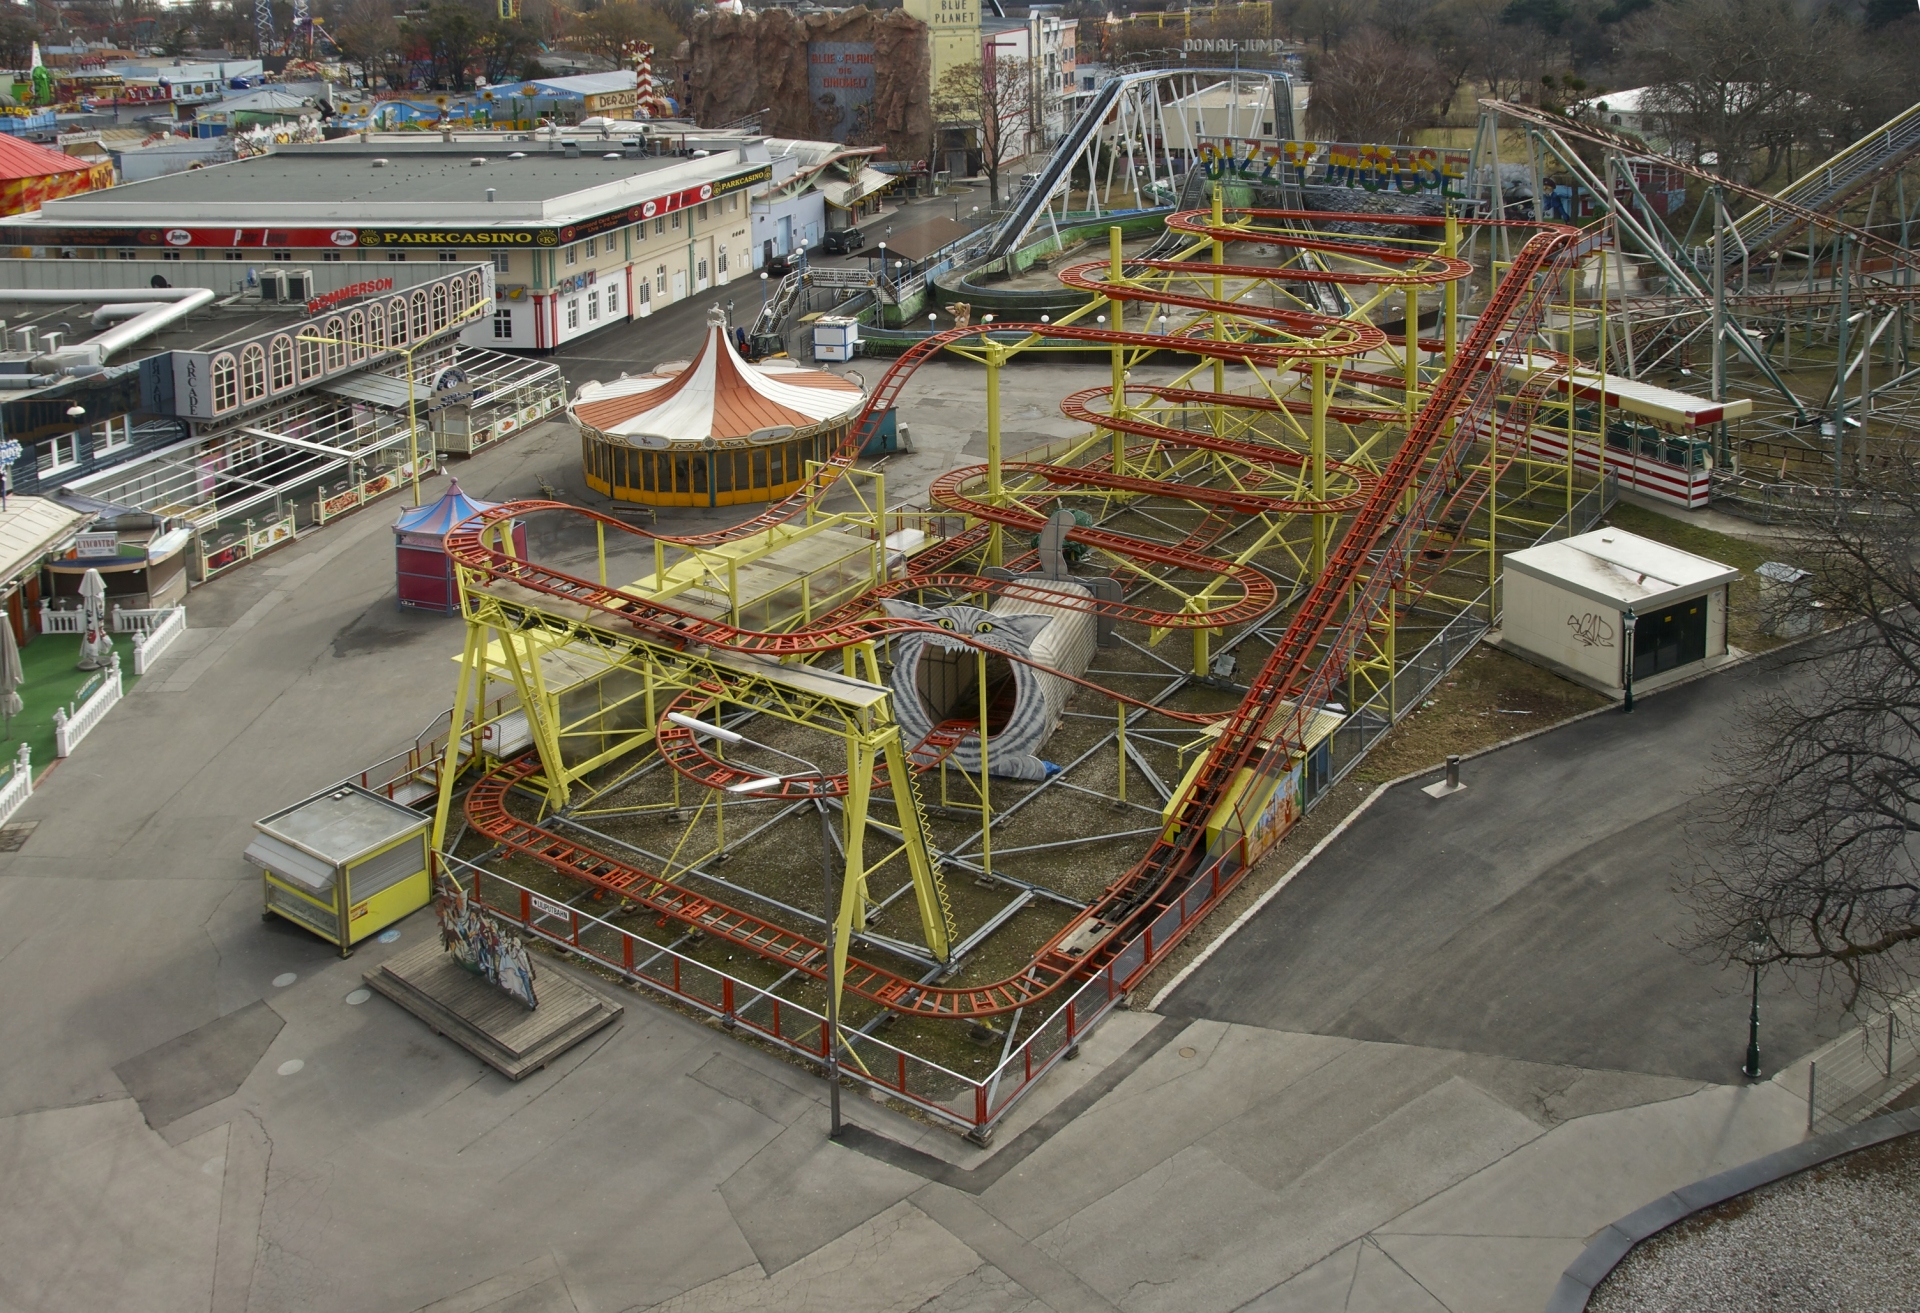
[334,0,401,89]
[1685,479,1920,1010]
[1621,0,1852,182]
[932,55,1042,208]
[1305,30,1450,142]
[572,1,684,61]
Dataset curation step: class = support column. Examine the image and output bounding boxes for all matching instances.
[1403,284,1420,431]
[1712,186,1728,467]
[1444,211,1460,367]
[1311,357,1328,577]
[1211,183,1226,404]
[1110,224,1127,475]
[986,343,1004,567]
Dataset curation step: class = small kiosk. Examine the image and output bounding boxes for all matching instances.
[1499,527,1739,695]
[246,783,432,955]
[393,479,524,615]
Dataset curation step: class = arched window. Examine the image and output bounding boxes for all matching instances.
[429,283,448,332]
[346,311,366,362]
[240,344,267,403]
[211,353,238,412]
[366,303,385,349]
[389,297,409,344]
[466,271,483,313]
[449,278,465,321]
[410,291,428,341]
[267,336,294,392]
[322,317,346,371]
[296,333,321,382]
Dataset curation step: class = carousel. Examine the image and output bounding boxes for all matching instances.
[570,308,866,509]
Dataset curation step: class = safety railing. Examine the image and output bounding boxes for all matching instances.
[53,651,122,758]
[195,510,297,583]
[40,602,190,639]
[1321,475,1615,794]
[36,605,83,635]
[0,742,31,826]
[110,605,180,635]
[344,696,518,805]
[1806,993,1920,1134]
[313,460,432,527]
[441,851,1130,1139]
[129,607,187,676]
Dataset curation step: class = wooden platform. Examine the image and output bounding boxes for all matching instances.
[364,939,623,1080]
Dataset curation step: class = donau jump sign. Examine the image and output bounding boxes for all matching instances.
[808,42,874,142]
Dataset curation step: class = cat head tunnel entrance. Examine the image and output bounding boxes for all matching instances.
[883,581,1100,781]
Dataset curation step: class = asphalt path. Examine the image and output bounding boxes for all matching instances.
[1164,645,1846,1083]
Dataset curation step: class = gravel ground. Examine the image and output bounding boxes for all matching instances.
[1588,1132,1920,1312]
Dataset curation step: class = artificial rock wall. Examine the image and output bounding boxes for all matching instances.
[684,6,932,166]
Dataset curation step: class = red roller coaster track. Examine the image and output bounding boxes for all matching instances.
[455,210,1598,1018]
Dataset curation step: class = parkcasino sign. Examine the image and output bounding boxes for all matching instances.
[0,164,771,250]
[1198,139,1469,196]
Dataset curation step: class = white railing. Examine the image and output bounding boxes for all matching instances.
[40,603,185,637]
[53,651,122,757]
[0,742,31,826]
[112,605,177,634]
[37,604,83,635]
[130,607,187,675]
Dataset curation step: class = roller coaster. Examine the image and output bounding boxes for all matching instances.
[424,179,1614,1058]
[397,85,1920,1136]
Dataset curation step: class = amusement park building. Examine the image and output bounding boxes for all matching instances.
[0,255,558,611]
[0,133,772,352]
[572,310,864,508]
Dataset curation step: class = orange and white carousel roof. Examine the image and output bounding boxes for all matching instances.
[570,313,863,445]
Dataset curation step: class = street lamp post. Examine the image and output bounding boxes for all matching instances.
[671,713,846,1138]
[1743,919,1768,1079]
[1621,607,1637,712]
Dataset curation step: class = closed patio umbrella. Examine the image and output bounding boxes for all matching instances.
[0,616,21,738]
[76,568,113,671]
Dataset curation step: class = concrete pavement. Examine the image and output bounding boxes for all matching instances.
[0,367,1845,1313]
[1161,647,1842,1083]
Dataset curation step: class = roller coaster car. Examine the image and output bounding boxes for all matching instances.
[1606,419,1713,470]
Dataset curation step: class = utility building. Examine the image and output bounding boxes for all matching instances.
[1499,527,1740,697]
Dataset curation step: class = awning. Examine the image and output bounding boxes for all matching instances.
[316,350,562,414]
[818,165,897,210]
[244,833,336,895]
[0,495,87,587]
[314,371,441,412]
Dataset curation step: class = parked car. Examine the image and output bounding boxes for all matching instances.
[764,250,800,277]
[822,228,865,255]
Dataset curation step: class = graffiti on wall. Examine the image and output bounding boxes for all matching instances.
[1196,139,1470,196]
[1567,612,1616,648]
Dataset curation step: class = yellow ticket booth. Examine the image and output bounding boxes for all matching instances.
[246,784,433,956]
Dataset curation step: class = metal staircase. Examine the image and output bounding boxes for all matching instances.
[1730,100,1920,261]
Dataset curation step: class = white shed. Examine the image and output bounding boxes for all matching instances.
[1499,528,1740,695]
